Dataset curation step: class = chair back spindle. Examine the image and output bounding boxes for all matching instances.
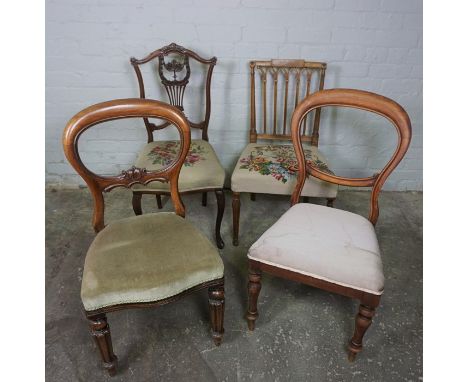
[249,59,327,146]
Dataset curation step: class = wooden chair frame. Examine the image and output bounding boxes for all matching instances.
[246,89,411,361]
[63,99,225,376]
[130,42,225,249]
[232,59,334,246]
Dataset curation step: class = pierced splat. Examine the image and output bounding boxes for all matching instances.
[130,43,217,143]
[158,54,191,111]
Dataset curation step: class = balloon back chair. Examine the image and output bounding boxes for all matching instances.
[130,42,226,249]
[230,59,338,246]
[246,89,411,361]
[63,99,225,376]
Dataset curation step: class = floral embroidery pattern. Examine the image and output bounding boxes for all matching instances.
[147,141,207,167]
[239,145,333,183]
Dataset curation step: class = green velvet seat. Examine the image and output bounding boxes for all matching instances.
[81,212,224,311]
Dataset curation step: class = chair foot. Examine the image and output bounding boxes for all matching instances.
[156,194,163,209]
[246,266,262,331]
[132,193,142,215]
[232,192,240,246]
[87,313,118,376]
[202,192,207,207]
[327,198,335,207]
[208,283,225,346]
[215,190,225,249]
[347,304,376,361]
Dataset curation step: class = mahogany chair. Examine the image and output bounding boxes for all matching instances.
[231,59,338,246]
[63,99,225,376]
[246,89,411,361]
[130,42,226,249]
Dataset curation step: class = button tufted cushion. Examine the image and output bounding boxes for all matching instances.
[248,203,384,294]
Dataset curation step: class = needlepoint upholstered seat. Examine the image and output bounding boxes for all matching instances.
[130,43,226,249]
[231,143,336,197]
[63,99,225,376]
[231,59,338,246]
[246,89,411,362]
[133,139,225,193]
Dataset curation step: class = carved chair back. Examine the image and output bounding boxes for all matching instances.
[249,59,327,146]
[62,99,191,232]
[291,89,412,225]
[130,43,217,142]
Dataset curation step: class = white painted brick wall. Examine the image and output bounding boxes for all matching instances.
[46,0,423,191]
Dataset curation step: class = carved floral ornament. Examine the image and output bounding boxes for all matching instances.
[120,166,148,181]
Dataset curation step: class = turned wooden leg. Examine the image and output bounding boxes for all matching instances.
[214,190,225,249]
[327,197,335,207]
[202,192,208,207]
[208,284,225,346]
[87,313,118,376]
[232,192,240,246]
[156,194,163,209]
[246,267,262,331]
[132,193,142,216]
[250,193,256,201]
[348,304,376,361]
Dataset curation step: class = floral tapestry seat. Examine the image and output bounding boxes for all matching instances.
[132,140,226,192]
[231,144,338,197]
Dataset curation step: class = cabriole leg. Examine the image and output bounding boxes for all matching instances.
[132,193,142,215]
[156,193,163,209]
[215,190,225,249]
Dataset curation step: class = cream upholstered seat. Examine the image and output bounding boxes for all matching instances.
[81,212,224,311]
[248,203,384,294]
[132,139,225,192]
[231,144,337,197]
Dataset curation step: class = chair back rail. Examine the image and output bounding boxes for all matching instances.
[130,42,217,142]
[249,59,327,146]
[290,89,412,225]
[62,99,191,232]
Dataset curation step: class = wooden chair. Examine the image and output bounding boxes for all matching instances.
[246,89,411,361]
[130,42,226,249]
[231,59,338,246]
[63,99,225,376]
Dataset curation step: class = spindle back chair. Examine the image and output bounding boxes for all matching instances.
[249,59,326,145]
[230,59,338,246]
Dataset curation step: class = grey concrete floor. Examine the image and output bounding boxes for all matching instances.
[46,189,422,382]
